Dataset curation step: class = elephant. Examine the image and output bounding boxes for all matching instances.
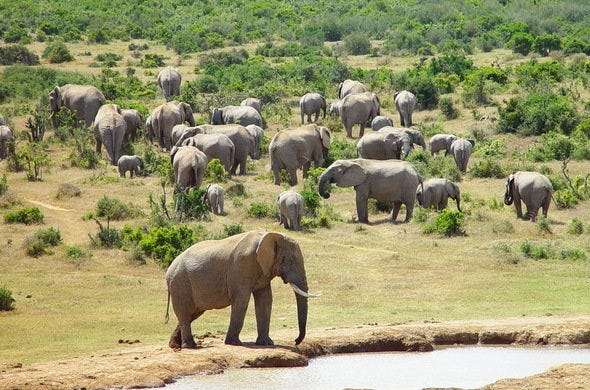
[504,171,554,221]
[277,190,304,231]
[329,100,343,117]
[240,97,262,114]
[379,127,427,157]
[356,131,406,160]
[245,124,264,160]
[371,116,394,131]
[394,90,417,127]
[49,84,105,128]
[198,124,258,175]
[150,101,195,150]
[117,155,144,178]
[204,183,225,215]
[93,104,127,166]
[165,230,316,348]
[429,134,458,156]
[170,145,208,190]
[299,93,326,124]
[338,79,368,99]
[318,158,422,224]
[157,67,181,99]
[121,109,143,144]
[180,133,235,174]
[416,178,461,212]
[450,138,475,173]
[340,92,381,138]
[145,115,155,143]
[211,105,263,128]
[269,124,331,186]
[0,125,14,159]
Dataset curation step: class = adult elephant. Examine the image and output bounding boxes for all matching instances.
[394,90,417,127]
[504,171,553,221]
[150,101,195,150]
[318,159,422,223]
[429,134,458,156]
[157,67,181,99]
[180,133,235,174]
[49,84,105,128]
[338,79,368,99]
[145,115,154,143]
[299,93,326,124]
[211,105,263,128]
[240,97,262,114]
[121,109,143,144]
[416,178,461,212]
[356,131,406,160]
[269,124,331,186]
[0,125,14,159]
[277,190,304,231]
[165,230,316,348]
[341,92,381,138]
[170,145,208,190]
[93,104,126,166]
[450,138,475,173]
[117,155,144,178]
[371,116,394,131]
[380,127,426,154]
[245,124,264,160]
[198,124,259,175]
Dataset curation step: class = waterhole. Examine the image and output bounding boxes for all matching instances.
[164,346,590,390]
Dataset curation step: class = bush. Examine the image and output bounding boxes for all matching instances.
[470,159,506,178]
[438,97,458,120]
[491,220,515,234]
[537,217,552,234]
[0,45,40,65]
[323,138,357,167]
[553,189,579,209]
[344,33,371,55]
[205,159,229,183]
[0,174,7,196]
[520,240,552,260]
[174,188,209,221]
[42,41,74,63]
[299,189,321,217]
[56,183,81,199]
[140,53,165,68]
[507,32,534,56]
[0,287,15,311]
[35,227,62,246]
[247,202,276,218]
[95,196,141,221]
[567,218,584,235]
[137,225,196,268]
[422,209,465,236]
[222,223,243,237]
[64,245,92,260]
[4,207,44,224]
[89,219,122,248]
[560,248,587,261]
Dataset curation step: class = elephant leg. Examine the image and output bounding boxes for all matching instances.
[542,196,550,218]
[253,285,274,346]
[177,310,204,349]
[391,202,402,222]
[359,124,366,138]
[404,202,413,222]
[355,190,369,223]
[272,168,281,185]
[302,161,311,179]
[169,324,182,349]
[239,159,247,175]
[513,195,524,219]
[399,113,405,127]
[288,167,298,186]
[95,138,102,154]
[225,292,251,345]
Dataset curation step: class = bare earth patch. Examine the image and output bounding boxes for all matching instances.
[1,316,589,390]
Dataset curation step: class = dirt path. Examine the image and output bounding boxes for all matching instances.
[1,316,589,390]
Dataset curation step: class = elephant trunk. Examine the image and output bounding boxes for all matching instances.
[292,280,309,345]
[455,196,462,212]
[504,192,513,206]
[318,170,333,199]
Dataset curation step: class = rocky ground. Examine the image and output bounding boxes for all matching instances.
[1,316,589,390]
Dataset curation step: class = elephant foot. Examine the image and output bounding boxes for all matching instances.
[255,336,274,346]
[224,337,243,346]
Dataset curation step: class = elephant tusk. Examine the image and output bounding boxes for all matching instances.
[289,283,321,298]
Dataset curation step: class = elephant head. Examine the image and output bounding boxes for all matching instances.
[504,174,515,205]
[318,160,366,199]
[174,126,202,147]
[315,125,331,160]
[48,86,62,127]
[446,180,461,212]
[211,108,223,124]
[178,102,195,126]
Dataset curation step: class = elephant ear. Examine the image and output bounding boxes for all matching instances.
[51,86,62,105]
[338,161,367,187]
[256,232,284,278]
[446,180,459,199]
[318,126,331,149]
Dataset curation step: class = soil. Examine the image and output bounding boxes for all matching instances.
[1,315,589,390]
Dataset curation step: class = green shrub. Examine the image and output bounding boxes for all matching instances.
[323,138,358,168]
[89,219,122,248]
[0,45,40,65]
[56,183,81,199]
[537,217,552,234]
[299,189,321,217]
[42,41,73,63]
[64,245,92,260]
[174,188,209,221]
[95,196,141,221]
[344,33,371,55]
[491,220,515,234]
[140,53,165,68]
[560,248,587,261]
[473,139,506,159]
[205,159,229,183]
[0,175,7,196]
[567,218,585,235]
[470,159,506,178]
[422,209,465,236]
[4,207,44,224]
[553,189,579,209]
[247,202,276,218]
[438,97,459,120]
[222,223,243,237]
[519,240,552,260]
[138,225,196,268]
[24,237,49,258]
[35,227,62,246]
[0,287,15,311]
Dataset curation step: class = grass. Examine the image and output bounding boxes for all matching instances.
[0,43,589,366]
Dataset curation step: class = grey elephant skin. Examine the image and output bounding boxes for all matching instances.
[371,115,394,131]
[329,100,343,117]
[170,145,208,190]
[198,124,259,175]
[394,90,417,127]
[450,138,475,173]
[245,124,264,160]
[504,171,553,221]
[277,190,304,231]
[180,133,235,174]
[157,67,181,99]
[150,101,195,150]
[211,105,263,128]
[0,125,14,159]
[93,104,126,166]
[357,131,405,160]
[117,155,144,178]
[205,183,225,215]
[340,92,381,138]
[49,84,105,128]
[300,93,326,124]
[416,178,461,212]
[240,97,261,114]
[121,109,143,144]
[429,133,458,156]
[338,79,368,99]
[319,158,422,223]
[269,124,331,186]
[165,231,312,348]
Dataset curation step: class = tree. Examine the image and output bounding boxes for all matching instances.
[344,33,371,55]
[533,34,561,56]
[507,32,534,56]
[42,41,74,64]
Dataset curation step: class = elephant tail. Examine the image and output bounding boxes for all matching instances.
[164,287,170,324]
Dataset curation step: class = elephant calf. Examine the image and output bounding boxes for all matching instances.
[450,138,475,173]
[117,155,144,178]
[277,190,304,231]
[504,171,553,221]
[205,183,225,215]
[416,178,461,212]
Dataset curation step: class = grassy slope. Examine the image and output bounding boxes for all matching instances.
[0,41,589,365]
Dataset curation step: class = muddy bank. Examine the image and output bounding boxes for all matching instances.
[1,316,589,390]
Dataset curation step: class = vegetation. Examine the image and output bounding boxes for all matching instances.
[0,287,15,311]
[3,207,44,224]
